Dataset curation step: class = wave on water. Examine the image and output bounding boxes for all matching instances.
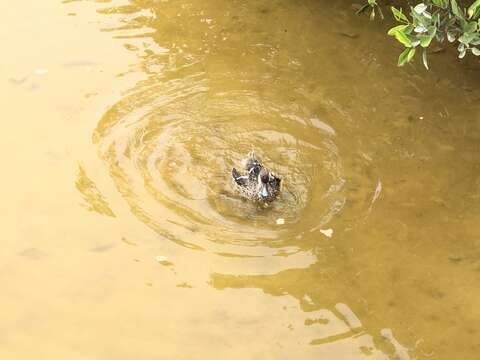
[93,69,347,256]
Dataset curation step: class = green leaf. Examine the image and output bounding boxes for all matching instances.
[398,48,410,66]
[458,43,467,58]
[472,47,480,55]
[419,34,435,47]
[411,39,421,47]
[451,0,464,19]
[391,6,409,23]
[447,31,456,42]
[414,3,428,14]
[468,0,480,18]
[463,21,478,33]
[432,0,448,9]
[459,32,476,44]
[414,25,428,33]
[472,8,480,19]
[432,11,441,27]
[388,24,406,35]
[407,47,416,61]
[470,36,480,45]
[388,25,413,47]
[398,47,416,66]
[422,48,429,69]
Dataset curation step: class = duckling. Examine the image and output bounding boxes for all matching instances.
[232,151,281,202]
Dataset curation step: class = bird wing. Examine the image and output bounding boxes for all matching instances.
[232,168,249,186]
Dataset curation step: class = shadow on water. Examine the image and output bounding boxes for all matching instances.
[69,0,480,359]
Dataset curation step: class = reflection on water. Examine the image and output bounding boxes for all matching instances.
[212,271,413,359]
[76,165,116,217]
[2,0,478,358]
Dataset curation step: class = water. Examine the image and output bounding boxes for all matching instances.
[1,1,480,359]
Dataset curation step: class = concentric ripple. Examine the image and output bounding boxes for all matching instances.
[93,71,346,255]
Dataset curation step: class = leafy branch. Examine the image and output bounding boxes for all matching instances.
[362,0,480,68]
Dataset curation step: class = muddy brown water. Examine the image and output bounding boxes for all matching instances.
[2,1,480,359]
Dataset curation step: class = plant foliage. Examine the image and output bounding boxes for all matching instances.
[361,0,480,68]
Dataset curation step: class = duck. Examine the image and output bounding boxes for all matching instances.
[232,151,281,202]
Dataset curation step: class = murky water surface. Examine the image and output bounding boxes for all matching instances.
[2,1,480,359]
